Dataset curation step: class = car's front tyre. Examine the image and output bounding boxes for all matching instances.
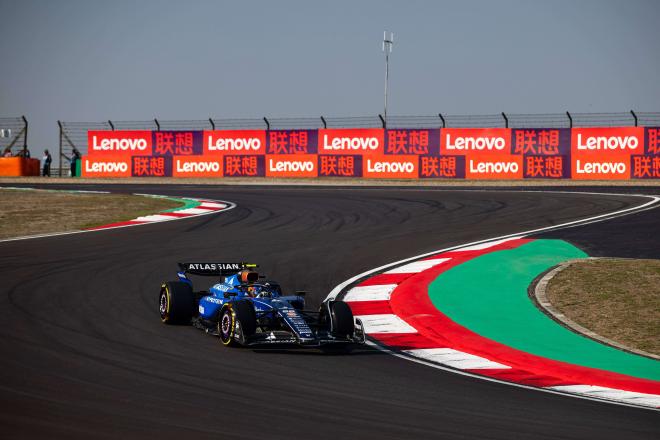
[218,300,256,346]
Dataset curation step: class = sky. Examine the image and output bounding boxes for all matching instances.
[0,0,658,157]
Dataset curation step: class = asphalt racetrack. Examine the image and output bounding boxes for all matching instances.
[1,184,658,439]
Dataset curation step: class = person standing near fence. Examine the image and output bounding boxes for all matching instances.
[69,148,81,177]
[42,149,52,177]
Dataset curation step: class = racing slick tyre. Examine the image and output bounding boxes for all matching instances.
[329,300,355,337]
[159,281,195,325]
[218,300,256,346]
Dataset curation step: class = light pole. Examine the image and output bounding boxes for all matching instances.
[383,31,394,128]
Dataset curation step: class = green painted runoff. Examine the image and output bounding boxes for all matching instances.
[429,240,660,381]
[160,197,200,212]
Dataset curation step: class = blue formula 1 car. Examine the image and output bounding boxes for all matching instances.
[159,262,366,349]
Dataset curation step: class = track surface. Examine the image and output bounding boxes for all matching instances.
[1,185,658,439]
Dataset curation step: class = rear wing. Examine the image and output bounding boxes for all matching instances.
[178,262,258,276]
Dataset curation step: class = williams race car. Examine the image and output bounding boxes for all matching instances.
[159,262,366,349]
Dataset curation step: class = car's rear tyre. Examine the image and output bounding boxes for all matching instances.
[159,281,195,324]
[218,300,256,346]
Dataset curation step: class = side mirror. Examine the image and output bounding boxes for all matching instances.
[223,292,238,299]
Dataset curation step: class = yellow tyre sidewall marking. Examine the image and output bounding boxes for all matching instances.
[221,305,235,346]
[160,284,171,323]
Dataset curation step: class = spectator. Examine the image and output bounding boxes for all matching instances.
[2,146,11,157]
[70,148,81,177]
[42,149,52,177]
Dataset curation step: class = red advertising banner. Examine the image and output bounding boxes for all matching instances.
[83,127,659,179]
[267,130,318,154]
[465,154,523,179]
[441,128,512,156]
[363,155,418,179]
[203,130,266,155]
[87,131,152,156]
[631,155,660,178]
[81,155,132,177]
[572,155,631,180]
[172,156,223,178]
[265,154,317,177]
[571,127,644,157]
[223,155,265,177]
[318,129,384,156]
[570,127,643,179]
[644,127,660,155]
[318,155,362,177]
[153,131,203,156]
[512,128,570,156]
[385,129,440,155]
[132,156,172,177]
[419,155,465,178]
[523,155,569,179]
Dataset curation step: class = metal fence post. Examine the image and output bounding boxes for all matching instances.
[501,112,508,128]
[57,120,63,177]
[263,117,270,130]
[209,118,215,130]
[438,113,446,128]
[320,116,327,129]
[108,120,115,130]
[378,114,386,129]
[21,115,28,155]
[630,110,638,127]
[566,111,573,128]
[154,118,160,131]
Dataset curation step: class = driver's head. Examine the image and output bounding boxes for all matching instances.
[239,270,258,284]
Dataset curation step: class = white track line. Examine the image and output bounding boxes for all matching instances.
[383,258,451,274]
[354,314,418,334]
[343,284,398,302]
[403,348,511,370]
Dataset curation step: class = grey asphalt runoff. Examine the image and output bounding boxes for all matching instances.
[0,184,658,439]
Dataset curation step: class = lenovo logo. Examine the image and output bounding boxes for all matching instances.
[469,160,519,173]
[207,136,262,151]
[176,159,221,173]
[268,159,314,173]
[91,136,148,152]
[446,134,506,151]
[322,135,379,151]
[575,160,627,174]
[85,161,128,173]
[576,134,639,151]
[366,159,415,173]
